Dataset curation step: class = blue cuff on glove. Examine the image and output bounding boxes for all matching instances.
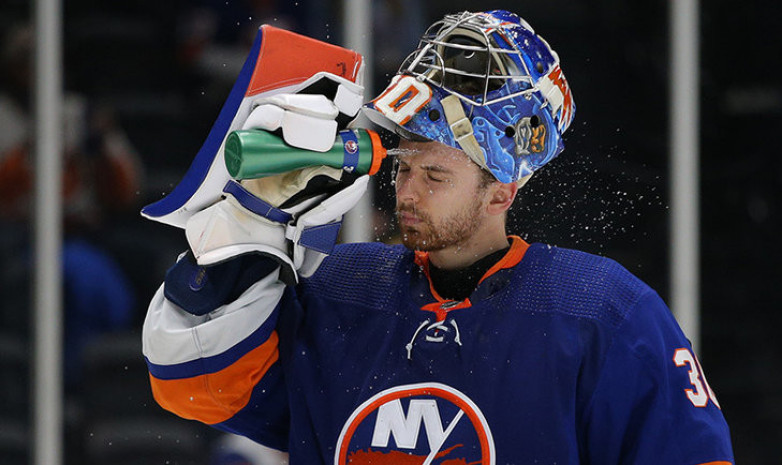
[164,251,279,316]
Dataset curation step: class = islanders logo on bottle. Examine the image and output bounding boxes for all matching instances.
[345,139,359,155]
[334,383,495,464]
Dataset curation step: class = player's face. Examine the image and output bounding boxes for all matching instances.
[394,139,491,251]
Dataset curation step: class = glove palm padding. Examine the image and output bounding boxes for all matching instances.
[241,165,353,211]
[185,166,368,284]
[184,82,369,284]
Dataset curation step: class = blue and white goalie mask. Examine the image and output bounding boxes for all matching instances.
[364,10,576,184]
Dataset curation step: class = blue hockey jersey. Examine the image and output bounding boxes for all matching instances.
[143,237,734,464]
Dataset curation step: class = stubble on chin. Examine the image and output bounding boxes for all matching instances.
[396,211,434,251]
[396,200,484,252]
[399,225,436,251]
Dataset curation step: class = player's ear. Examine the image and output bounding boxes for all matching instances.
[486,181,518,215]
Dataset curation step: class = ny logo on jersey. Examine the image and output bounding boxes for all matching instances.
[335,383,495,465]
[372,399,452,450]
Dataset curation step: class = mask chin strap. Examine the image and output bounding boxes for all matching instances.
[441,94,534,188]
[441,94,486,167]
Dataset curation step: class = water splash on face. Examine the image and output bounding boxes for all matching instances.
[389,147,423,187]
[386,147,421,158]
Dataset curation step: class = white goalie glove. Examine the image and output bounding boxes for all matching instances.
[245,90,362,152]
[184,75,367,283]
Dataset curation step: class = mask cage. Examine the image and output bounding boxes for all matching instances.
[399,11,537,107]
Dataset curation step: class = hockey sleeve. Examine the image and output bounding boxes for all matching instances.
[579,291,734,465]
[142,256,291,450]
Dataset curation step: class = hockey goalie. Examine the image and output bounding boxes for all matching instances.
[142,10,734,465]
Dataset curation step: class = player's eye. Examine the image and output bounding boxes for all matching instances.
[427,172,444,182]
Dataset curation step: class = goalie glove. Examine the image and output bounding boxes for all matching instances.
[184,90,369,283]
[245,93,346,152]
[185,168,368,284]
[243,69,363,152]
[167,165,368,315]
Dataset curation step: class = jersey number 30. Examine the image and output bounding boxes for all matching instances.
[673,348,721,409]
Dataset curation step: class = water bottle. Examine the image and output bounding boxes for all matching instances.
[224,128,386,179]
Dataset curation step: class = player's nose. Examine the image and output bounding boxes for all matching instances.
[395,171,420,203]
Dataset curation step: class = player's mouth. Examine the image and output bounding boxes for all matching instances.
[398,211,421,226]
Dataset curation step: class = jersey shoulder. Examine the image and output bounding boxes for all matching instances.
[299,242,413,311]
[515,243,655,330]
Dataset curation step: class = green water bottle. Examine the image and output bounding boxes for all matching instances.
[224,128,387,179]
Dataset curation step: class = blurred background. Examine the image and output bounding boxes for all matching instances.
[0,0,779,463]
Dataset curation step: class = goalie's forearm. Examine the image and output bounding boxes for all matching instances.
[142,255,287,434]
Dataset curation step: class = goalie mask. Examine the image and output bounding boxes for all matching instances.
[364,10,575,184]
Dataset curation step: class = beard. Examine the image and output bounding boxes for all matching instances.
[396,194,486,252]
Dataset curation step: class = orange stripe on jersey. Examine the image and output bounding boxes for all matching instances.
[149,331,280,425]
[413,252,445,304]
[414,235,530,287]
[414,236,530,321]
[478,235,529,285]
[247,25,362,97]
[697,462,732,465]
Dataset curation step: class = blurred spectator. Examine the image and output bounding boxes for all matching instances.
[0,23,141,392]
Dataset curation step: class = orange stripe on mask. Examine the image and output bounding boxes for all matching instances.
[149,331,280,424]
